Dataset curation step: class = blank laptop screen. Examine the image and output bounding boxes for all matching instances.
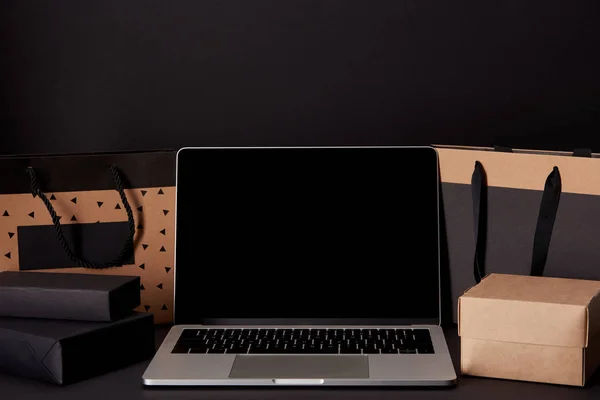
[174,147,440,323]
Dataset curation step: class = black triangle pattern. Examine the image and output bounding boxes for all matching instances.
[57,216,62,221]
[160,246,166,252]
[158,189,164,195]
[140,284,145,290]
[157,283,163,290]
[97,221,100,223]
[161,304,168,311]
[139,263,145,270]
[2,210,8,217]
[115,204,121,210]
[142,244,149,250]
[97,201,104,208]
[71,197,77,204]
[165,267,171,273]
[137,223,143,230]
[144,305,150,311]
[160,229,166,235]
[141,190,147,196]
[163,210,169,216]
[70,215,77,221]
[137,206,143,212]
[4,252,10,259]
[8,232,14,239]
[28,212,35,218]
[50,194,57,200]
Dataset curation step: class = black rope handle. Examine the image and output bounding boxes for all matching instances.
[470,162,562,282]
[27,164,136,269]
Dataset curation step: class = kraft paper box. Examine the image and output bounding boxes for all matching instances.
[458,273,600,386]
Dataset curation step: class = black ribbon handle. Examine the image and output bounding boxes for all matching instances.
[530,166,562,276]
[27,165,136,269]
[471,161,487,283]
[470,163,561,282]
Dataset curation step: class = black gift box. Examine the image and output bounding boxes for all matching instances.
[0,312,155,385]
[0,272,141,321]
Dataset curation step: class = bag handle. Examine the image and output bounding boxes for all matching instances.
[26,164,136,269]
[530,166,561,276]
[470,163,561,282]
[471,161,487,283]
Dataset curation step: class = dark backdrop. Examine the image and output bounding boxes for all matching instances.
[0,0,599,155]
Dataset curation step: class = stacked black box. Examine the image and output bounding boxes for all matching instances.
[0,272,155,385]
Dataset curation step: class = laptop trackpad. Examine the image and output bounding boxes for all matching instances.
[229,355,369,379]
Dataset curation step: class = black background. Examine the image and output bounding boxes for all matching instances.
[1,0,599,155]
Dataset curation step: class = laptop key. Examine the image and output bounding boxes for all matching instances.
[417,346,434,354]
[363,348,380,354]
[282,345,299,353]
[340,348,361,354]
[171,345,190,353]
[228,346,249,354]
[248,347,267,354]
[363,330,376,339]
[304,345,320,353]
[381,329,394,337]
[188,343,211,350]
[180,329,206,339]
[364,343,377,352]
[313,329,327,337]
[381,348,399,354]
[189,348,208,354]
[400,349,417,354]
[207,348,227,354]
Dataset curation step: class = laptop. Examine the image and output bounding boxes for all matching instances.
[143,146,457,386]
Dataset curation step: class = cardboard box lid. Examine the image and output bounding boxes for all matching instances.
[459,274,600,348]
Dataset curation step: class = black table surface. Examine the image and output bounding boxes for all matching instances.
[2,326,599,399]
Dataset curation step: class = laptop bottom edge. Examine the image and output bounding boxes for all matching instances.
[142,325,458,387]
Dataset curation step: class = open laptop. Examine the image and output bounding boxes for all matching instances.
[143,146,457,386]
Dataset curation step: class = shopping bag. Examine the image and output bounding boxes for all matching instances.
[437,145,600,323]
[0,150,176,323]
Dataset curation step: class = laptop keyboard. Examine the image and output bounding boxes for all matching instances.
[172,328,434,355]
